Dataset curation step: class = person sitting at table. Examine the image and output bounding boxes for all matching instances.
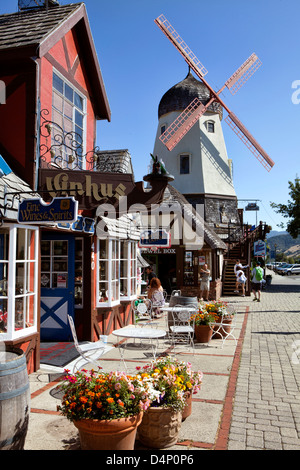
[147,277,165,318]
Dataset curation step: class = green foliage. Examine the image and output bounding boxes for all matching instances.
[270,177,300,239]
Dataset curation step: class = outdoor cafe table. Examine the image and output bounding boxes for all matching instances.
[112,326,166,370]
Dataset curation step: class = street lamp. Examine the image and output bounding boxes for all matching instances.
[274,243,277,267]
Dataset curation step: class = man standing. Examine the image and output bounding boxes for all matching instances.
[145,266,156,286]
[251,262,264,302]
[200,264,210,301]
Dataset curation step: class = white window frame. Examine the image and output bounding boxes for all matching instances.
[52,69,87,169]
[0,224,39,341]
[120,241,137,301]
[96,238,137,307]
[205,120,215,133]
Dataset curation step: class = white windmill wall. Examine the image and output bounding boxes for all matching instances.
[153,110,236,199]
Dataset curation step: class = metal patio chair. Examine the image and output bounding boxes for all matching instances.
[210,304,238,348]
[170,304,197,354]
[68,315,113,373]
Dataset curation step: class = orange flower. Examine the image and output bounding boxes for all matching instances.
[79,396,88,404]
[106,397,114,404]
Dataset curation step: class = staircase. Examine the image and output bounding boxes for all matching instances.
[222,236,248,297]
[221,221,271,297]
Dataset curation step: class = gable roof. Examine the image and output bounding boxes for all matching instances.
[0,3,110,121]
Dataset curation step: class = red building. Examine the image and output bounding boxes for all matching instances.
[0,2,169,373]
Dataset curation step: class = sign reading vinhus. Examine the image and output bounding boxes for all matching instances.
[38,169,134,209]
[18,197,78,224]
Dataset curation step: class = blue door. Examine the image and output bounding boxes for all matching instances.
[40,233,75,341]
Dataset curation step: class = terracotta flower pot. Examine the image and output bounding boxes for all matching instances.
[137,407,182,448]
[213,318,232,338]
[74,412,143,450]
[182,391,192,421]
[194,324,213,343]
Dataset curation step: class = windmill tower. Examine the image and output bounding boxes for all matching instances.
[152,15,274,238]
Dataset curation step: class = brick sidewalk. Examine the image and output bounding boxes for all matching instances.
[225,271,300,450]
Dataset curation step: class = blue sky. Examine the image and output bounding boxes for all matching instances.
[1,0,299,231]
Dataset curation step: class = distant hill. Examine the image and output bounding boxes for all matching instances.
[266,230,288,239]
[267,232,300,259]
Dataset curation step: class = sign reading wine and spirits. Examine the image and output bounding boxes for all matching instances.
[18,197,78,224]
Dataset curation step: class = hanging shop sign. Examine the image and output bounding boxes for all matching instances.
[18,197,78,224]
[254,240,266,257]
[57,215,95,234]
[139,229,171,248]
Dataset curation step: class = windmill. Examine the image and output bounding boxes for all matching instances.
[154,14,274,172]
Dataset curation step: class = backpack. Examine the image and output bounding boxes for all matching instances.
[255,267,263,281]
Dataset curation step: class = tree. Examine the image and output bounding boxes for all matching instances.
[270,177,300,239]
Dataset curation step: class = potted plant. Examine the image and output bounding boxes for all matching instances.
[204,301,234,337]
[191,305,217,343]
[135,357,188,448]
[57,369,151,450]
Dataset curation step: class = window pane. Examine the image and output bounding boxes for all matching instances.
[16,229,26,259]
[74,92,83,111]
[53,73,64,94]
[53,91,63,113]
[64,100,73,120]
[180,155,190,174]
[65,83,73,103]
[53,241,68,256]
[75,110,83,128]
[0,230,9,261]
[0,299,8,333]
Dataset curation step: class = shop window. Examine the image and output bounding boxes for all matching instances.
[0,225,39,341]
[75,238,83,307]
[52,71,86,169]
[97,239,137,307]
[41,240,68,288]
[120,241,137,300]
[184,251,194,285]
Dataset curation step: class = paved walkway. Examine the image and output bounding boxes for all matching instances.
[227,270,300,450]
[24,269,300,451]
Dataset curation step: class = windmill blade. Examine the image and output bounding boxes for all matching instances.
[155,14,208,78]
[224,53,262,95]
[225,112,274,171]
[159,97,209,151]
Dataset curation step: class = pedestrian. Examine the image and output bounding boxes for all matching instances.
[251,261,264,302]
[234,259,249,293]
[236,269,247,296]
[147,277,165,317]
[145,266,156,286]
[200,264,210,301]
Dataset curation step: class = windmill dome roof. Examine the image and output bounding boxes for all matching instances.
[158,69,223,120]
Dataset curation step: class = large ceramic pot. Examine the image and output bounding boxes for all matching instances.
[194,324,213,343]
[182,391,192,421]
[137,407,182,448]
[74,412,143,450]
[213,317,232,339]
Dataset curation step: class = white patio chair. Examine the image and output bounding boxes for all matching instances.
[210,304,238,348]
[171,290,181,297]
[132,298,157,327]
[170,304,197,355]
[68,315,113,373]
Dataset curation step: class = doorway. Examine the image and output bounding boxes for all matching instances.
[40,233,75,341]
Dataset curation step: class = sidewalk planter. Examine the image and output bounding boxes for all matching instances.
[194,324,213,343]
[0,347,30,450]
[74,413,143,450]
[213,316,233,339]
[137,407,182,448]
[57,370,151,450]
[182,391,192,421]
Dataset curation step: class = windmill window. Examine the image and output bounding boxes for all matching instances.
[179,154,190,174]
[206,121,215,133]
[160,125,166,135]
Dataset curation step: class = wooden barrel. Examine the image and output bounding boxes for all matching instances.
[0,347,30,450]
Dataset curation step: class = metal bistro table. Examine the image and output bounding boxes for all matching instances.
[112,326,166,370]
